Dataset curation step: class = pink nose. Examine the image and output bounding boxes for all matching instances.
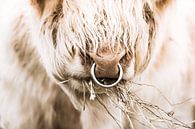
[89,50,125,79]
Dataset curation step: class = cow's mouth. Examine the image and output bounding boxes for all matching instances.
[96,78,119,85]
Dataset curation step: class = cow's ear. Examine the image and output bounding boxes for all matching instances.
[31,0,62,16]
[31,0,46,15]
[155,0,173,11]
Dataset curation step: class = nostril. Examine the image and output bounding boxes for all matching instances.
[119,51,132,67]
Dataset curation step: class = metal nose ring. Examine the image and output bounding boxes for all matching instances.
[90,63,123,88]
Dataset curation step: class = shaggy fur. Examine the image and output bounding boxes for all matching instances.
[0,0,195,129]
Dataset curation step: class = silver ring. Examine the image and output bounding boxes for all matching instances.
[90,63,123,88]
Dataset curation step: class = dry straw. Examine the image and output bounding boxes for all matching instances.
[84,81,195,129]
